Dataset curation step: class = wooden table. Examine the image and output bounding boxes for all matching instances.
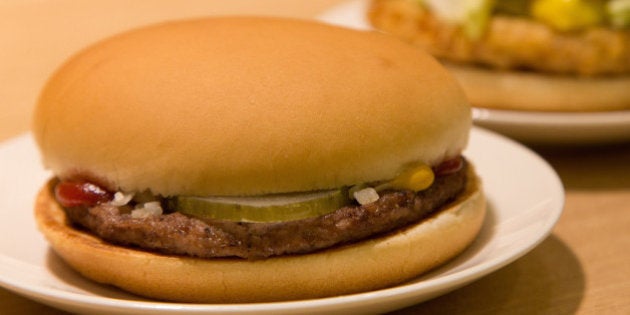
[1,1,629,314]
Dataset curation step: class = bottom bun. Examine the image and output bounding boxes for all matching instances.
[446,63,630,112]
[34,167,486,303]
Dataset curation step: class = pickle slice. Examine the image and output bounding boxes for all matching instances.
[462,0,496,40]
[173,189,350,222]
[608,0,630,28]
[422,0,496,39]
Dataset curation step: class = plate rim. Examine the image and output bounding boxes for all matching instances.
[0,127,565,314]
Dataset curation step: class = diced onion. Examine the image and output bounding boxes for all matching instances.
[109,191,135,206]
[353,187,380,205]
[131,201,163,218]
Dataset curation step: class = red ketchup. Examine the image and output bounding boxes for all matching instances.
[54,181,113,208]
[434,156,464,176]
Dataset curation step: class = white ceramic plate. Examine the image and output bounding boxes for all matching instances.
[0,128,563,314]
[472,108,630,145]
[318,0,630,145]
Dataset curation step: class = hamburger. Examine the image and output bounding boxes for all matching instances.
[368,0,630,112]
[32,16,485,303]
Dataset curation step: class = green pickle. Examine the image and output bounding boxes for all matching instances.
[608,0,630,28]
[418,0,496,39]
[463,0,496,39]
[173,189,350,223]
[531,0,606,31]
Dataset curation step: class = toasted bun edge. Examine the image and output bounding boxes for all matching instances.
[34,165,486,303]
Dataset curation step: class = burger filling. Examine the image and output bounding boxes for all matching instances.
[369,0,630,75]
[53,156,468,259]
[417,0,630,37]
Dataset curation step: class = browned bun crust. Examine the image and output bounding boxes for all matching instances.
[32,16,470,196]
[445,63,630,112]
[34,167,485,303]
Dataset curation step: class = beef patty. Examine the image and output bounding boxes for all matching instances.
[62,160,468,259]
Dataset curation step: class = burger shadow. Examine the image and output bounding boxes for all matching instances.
[529,141,630,190]
[414,200,501,280]
[45,249,147,301]
[390,233,585,315]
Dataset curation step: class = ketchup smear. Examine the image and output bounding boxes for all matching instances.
[433,156,464,176]
[54,181,113,208]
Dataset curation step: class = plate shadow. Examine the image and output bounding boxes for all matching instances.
[390,234,585,315]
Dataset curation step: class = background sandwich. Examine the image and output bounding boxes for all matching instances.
[369,0,630,112]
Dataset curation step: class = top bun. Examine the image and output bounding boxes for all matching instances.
[33,17,470,196]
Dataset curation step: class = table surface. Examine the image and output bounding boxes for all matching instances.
[1,1,629,314]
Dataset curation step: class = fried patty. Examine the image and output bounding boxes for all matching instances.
[63,161,468,260]
[369,0,630,76]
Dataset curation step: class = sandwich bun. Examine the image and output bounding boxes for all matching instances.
[446,62,630,112]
